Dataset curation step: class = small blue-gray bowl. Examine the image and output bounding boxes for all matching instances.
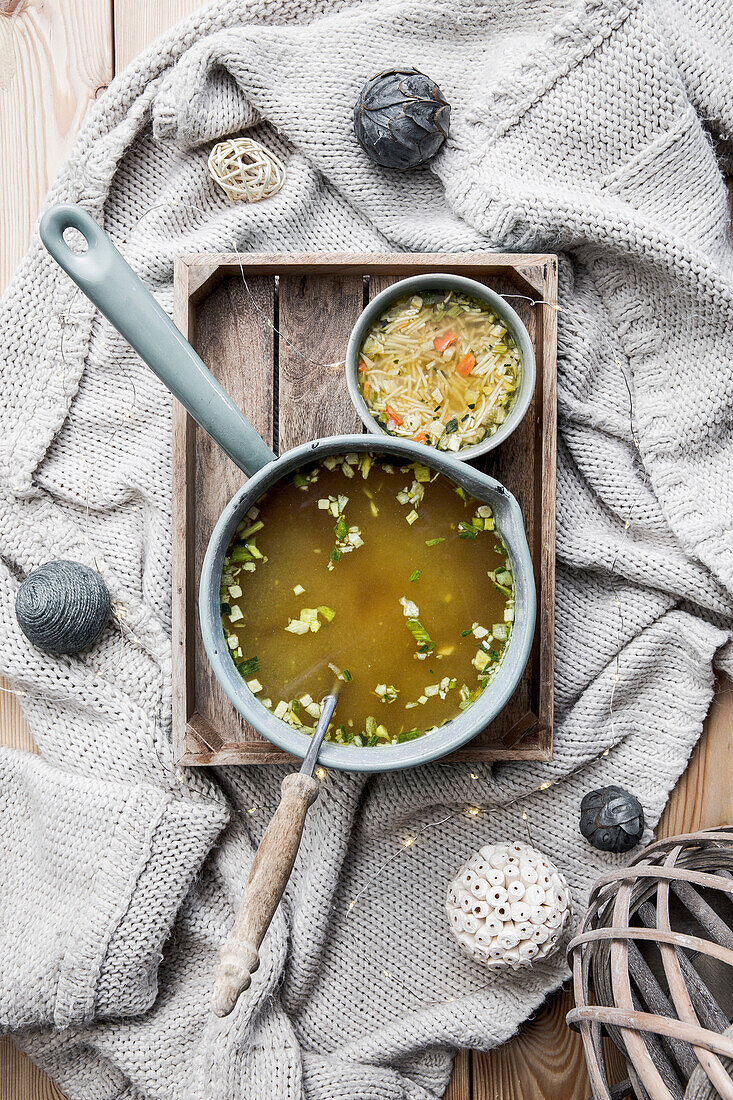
[345,273,536,462]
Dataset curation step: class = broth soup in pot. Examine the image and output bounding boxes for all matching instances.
[220,453,515,746]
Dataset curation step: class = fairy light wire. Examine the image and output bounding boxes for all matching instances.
[345,779,565,915]
[346,809,458,915]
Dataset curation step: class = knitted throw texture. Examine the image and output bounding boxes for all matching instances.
[1,1,733,1097]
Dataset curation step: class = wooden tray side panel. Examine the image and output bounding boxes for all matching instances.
[173,254,556,765]
[189,274,282,756]
[537,262,557,758]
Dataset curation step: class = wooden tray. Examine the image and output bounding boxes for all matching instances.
[172,252,557,766]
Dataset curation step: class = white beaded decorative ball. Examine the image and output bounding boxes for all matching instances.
[446,840,572,969]
[207,137,286,204]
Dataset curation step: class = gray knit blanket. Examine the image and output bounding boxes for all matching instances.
[1,1,732,1097]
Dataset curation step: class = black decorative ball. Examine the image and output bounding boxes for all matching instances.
[16,560,111,655]
[353,68,451,170]
[580,785,645,853]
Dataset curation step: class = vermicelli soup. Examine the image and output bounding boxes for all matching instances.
[358,289,521,451]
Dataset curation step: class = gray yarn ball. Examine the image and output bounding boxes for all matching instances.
[15,560,111,655]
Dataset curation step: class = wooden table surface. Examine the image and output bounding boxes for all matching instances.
[0,4,731,1098]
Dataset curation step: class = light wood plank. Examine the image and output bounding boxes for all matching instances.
[472,989,627,1100]
[658,676,733,835]
[0,680,34,753]
[0,1039,64,1100]
[445,1050,471,1100]
[113,0,203,69]
[0,0,112,290]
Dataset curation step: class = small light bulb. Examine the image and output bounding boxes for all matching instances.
[315,766,327,781]
[402,836,415,848]
[247,806,257,814]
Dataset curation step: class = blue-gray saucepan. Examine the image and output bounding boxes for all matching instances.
[40,204,536,774]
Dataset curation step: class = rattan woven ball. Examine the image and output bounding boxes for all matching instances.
[567,827,733,1100]
[208,137,286,203]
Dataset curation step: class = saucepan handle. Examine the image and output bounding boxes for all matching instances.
[39,204,276,478]
[212,772,320,1017]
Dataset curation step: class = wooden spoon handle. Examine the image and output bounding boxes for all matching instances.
[212,772,320,1017]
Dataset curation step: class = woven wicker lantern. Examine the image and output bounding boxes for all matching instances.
[567,827,733,1100]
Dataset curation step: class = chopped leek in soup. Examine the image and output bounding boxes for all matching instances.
[358,289,521,451]
[220,454,515,746]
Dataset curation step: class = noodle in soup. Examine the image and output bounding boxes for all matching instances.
[358,289,521,451]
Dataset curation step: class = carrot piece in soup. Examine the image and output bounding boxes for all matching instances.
[358,360,368,372]
[434,332,458,353]
[413,431,427,443]
[457,352,476,377]
[385,405,403,426]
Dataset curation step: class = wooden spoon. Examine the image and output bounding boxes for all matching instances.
[212,691,339,1017]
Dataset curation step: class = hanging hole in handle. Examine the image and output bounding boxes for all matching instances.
[62,226,89,254]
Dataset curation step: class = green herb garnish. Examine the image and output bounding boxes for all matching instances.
[406,618,436,653]
[488,569,512,596]
[318,605,336,622]
[334,516,348,540]
[237,656,259,676]
[238,519,264,539]
[409,569,422,583]
[425,537,445,547]
[398,728,421,742]
[445,417,459,434]
[342,669,353,682]
[330,547,341,564]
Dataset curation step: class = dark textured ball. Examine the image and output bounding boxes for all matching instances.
[353,68,451,170]
[580,785,645,853]
[15,560,111,655]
